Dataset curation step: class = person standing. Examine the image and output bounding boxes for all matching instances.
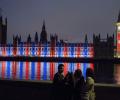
[74,69,86,100]
[64,72,74,100]
[86,68,95,100]
[52,64,65,100]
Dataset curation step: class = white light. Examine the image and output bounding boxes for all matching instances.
[118,26,120,31]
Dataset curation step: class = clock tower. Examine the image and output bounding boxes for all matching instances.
[116,11,120,57]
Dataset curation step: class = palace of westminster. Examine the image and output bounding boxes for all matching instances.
[0,11,120,83]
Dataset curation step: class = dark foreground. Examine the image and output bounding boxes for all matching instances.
[0,79,120,100]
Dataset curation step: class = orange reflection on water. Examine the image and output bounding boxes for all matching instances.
[114,64,120,84]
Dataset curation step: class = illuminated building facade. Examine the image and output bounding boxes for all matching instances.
[0,42,94,80]
[116,11,120,57]
[0,21,94,80]
[1,11,120,81]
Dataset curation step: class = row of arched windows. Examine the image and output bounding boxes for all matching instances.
[0,47,93,52]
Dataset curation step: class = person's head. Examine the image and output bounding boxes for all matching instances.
[86,68,94,78]
[74,69,82,79]
[58,64,64,74]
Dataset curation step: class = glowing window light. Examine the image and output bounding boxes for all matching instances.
[31,43,35,56]
[26,44,29,56]
[117,33,120,55]
[76,46,81,57]
[2,47,6,56]
[70,46,74,57]
[58,44,62,57]
[7,46,10,56]
[118,26,120,31]
[118,40,120,44]
[44,45,47,57]
[20,43,23,56]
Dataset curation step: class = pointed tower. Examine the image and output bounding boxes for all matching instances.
[85,34,88,43]
[27,34,31,43]
[40,20,47,44]
[35,32,38,43]
[1,17,7,44]
[0,8,3,44]
[116,11,120,57]
[0,9,7,45]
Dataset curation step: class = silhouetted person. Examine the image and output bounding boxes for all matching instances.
[52,64,64,100]
[86,68,95,100]
[74,69,86,100]
[64,72,74,100]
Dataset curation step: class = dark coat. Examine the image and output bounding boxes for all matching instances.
[52,72,65,100]
[74,76,86,100]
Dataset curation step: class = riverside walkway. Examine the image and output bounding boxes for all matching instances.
[0,56,119,100]
[0,79,120,100]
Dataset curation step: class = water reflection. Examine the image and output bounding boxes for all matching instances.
[0,61,93,81]
[114,64,120,84]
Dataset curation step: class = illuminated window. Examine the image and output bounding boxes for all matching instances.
[118,26,120,31]
[118,40,120,44]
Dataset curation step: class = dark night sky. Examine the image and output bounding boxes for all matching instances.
[0,0,120,43]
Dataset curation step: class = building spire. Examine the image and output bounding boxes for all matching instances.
[27,34,31,43]
[85,34,88,43]
[40,20,47,43]
[42,20,46,31]
[117,10,120,22]
[0,8,2,24]
[0,8,3,23]
[35,32,38,43]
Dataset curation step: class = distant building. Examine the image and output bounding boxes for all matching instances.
[93,34,114,82]
[93,34,114,58]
